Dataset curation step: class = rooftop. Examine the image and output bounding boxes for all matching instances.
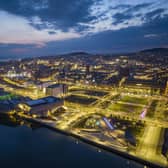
[26,96,62,107]
[0,102,14,114]
[47,84,62,88]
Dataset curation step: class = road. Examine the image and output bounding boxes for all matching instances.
[136,126,167,165]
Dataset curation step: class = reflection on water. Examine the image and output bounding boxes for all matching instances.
[0,114,41,129]
[0,115,21,127]
[0,115,144,168]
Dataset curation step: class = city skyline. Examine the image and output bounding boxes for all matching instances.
[0,48,168,168]
[0,0,168,58]
[0,1,168,168]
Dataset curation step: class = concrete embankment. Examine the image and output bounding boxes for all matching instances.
[17,115,167,168]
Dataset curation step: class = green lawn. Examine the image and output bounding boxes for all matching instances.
[109,102,143,113]
[65,94,97,105]
[120,96,148,105]
[0,94,18,101]
[146,100,158,117]
[69,88,108,97]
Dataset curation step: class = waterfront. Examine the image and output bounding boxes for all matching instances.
[0,116,144,168]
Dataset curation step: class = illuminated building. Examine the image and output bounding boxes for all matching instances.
[18,96,63,117]
[0,102,15,114]
[46,84,68,97]
[165,80,168,96]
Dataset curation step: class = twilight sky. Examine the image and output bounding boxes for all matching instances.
[0,0,168,58]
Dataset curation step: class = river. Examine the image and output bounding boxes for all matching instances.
[0,116,144,168]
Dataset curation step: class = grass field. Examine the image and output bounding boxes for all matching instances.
[109,102,143,113]
[146,100,158,117]
[0,93,18,101]
[120,96,148,105]
[69,88,108,97]
[65,94,97,105]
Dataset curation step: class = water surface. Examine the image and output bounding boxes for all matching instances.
[0,117,144,168]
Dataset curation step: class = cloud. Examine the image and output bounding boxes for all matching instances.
[0,10,81,46]
[145,8,166,20]
[79,0,168,34]
[0,0,168,34]
[144,33,168,39]
[112,13,134,25]
[0,0,95,30]
[144,34,159,38]
[0,0,168,49]
[20,0,49,11]
[11,48,29,54]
